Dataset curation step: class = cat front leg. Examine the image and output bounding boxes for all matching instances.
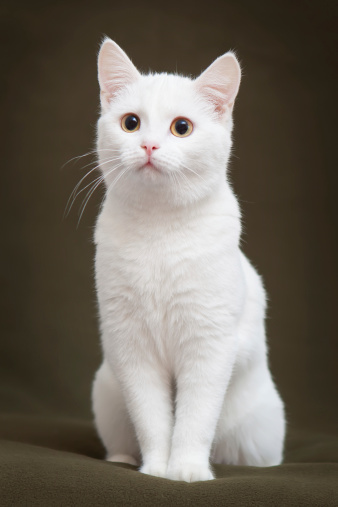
[107,352,174,479]
[166,333,237,482]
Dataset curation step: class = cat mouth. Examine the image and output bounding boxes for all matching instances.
[140,161,161,173]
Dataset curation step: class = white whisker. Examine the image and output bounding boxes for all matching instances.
[61,148,120,170]
[177,168,192,189]
[180,162,208,184]
[76,162,125,226]
[66,174,103,217]
[77,178,105,227]
[64,157,121,218]
[105,165,131,199]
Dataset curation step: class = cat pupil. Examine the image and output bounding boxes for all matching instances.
[125,115,138,130]
[175,120,189,135]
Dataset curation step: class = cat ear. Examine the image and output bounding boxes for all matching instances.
[98,38,140,110]
[195,52,241,117]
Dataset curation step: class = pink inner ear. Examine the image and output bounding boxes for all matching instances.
[98,39,140,107]
[198,81,233,116]
[195,53,241,115]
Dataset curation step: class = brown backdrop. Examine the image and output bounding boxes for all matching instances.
[1,0,337,443]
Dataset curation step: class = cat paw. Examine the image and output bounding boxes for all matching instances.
[107,454,138,466]
[139,462,168,479]
[166,462,215,482]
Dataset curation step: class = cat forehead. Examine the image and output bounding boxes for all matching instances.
[115,73,202,113]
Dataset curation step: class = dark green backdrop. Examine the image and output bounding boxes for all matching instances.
[1,0,337,505]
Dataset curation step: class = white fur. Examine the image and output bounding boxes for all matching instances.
[91,38,285,482]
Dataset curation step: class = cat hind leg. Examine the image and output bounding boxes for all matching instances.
[212,390,285,467]
[92,361,140,466]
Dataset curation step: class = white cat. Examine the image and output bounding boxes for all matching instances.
[91,38,285,482]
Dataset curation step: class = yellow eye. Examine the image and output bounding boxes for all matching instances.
[121,114,140,133]
[170,118,193,138]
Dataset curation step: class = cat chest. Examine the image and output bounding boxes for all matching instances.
[96,230,242,371]
[102,242,202,306]
[96,234,236,330]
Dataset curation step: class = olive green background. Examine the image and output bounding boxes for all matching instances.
[1,0,337,505]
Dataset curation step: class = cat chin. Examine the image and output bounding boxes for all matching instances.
[138,162,162,173]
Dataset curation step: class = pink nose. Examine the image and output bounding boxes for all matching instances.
[141,144,159,156]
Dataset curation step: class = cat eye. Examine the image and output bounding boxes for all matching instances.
[170,118,193,138]
[121,114,140,133]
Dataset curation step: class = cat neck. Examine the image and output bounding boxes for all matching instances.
[100,178,240,231]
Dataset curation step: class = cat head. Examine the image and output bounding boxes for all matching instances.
[97,38,241,209]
